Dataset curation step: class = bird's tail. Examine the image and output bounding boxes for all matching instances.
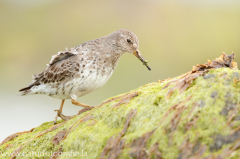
[19,86,32,96]
[19,80,40,96]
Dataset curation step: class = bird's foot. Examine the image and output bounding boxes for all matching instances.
[53,110,73,124]
[53,98,95,124]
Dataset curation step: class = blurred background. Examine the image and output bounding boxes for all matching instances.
[0,0,240,141]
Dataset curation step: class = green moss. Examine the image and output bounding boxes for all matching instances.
[1,68,240,159]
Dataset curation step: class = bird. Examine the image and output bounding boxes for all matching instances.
[19,29,151,124]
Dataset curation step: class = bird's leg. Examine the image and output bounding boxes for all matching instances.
[54,99,94,124]
[54,100,72,124]
[71,98,94,109]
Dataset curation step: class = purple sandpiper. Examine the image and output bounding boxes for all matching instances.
[19,29,151,123]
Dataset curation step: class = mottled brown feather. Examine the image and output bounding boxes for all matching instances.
[19,51,80,93]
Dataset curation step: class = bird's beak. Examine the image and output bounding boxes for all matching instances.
[133,50,151,70]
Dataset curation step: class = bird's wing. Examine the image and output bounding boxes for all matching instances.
[36,51,80,84]
[19,51,80,92]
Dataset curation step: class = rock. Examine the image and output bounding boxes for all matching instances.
[1,53,240,159]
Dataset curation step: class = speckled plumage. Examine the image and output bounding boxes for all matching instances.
[19,29,150,101]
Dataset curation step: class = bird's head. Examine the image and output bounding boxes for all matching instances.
[109,29,151,70]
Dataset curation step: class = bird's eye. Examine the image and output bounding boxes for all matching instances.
[126,39,132,44]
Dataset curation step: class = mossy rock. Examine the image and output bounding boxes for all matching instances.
[1,68,240,159]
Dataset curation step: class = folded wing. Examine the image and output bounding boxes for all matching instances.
[19,51,80,93]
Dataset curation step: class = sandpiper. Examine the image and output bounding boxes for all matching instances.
[19,29,151,123]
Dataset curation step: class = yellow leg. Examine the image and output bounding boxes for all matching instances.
[54,100,72,124]
[54,99,94,124]
[71,98,94,108]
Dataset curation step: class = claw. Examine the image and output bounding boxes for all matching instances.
[53,99,94,124]
[54,109,73,124]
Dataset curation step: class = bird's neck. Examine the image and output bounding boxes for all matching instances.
[102,52,122,71]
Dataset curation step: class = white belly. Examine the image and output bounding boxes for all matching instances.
[74,71,112,97]
[48,69,113,99]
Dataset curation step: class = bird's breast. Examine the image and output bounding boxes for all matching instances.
[71,63,114,97]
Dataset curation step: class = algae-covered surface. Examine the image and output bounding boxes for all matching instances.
[1,65,240,158]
